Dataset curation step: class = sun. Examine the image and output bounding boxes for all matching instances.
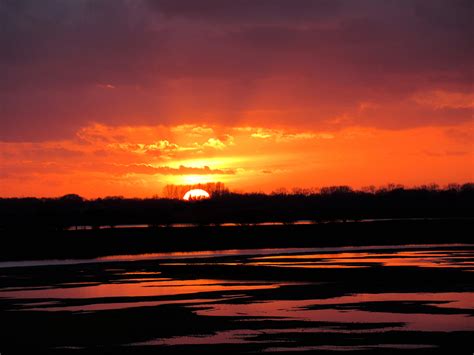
[183,189,211,201]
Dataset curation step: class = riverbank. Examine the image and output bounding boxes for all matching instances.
[1,219,472,261]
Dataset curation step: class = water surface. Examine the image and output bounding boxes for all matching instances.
[0,243,473,353]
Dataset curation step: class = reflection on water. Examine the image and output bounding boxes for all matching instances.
[262,344,438,352]
[1,244,473,352]
[249,249,474,269]
[192,293,474,332]
[132,329,440,350]
[26,297,236,312]
[66,217,472,231]
[1,243,472,269]
[0,279,281,300]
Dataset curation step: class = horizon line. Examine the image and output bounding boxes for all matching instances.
[1,182,473,200]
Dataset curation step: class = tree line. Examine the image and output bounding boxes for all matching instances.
[0,183,472,231]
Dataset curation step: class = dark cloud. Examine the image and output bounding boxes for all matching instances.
[147,0,340,23]
[0,0,472,141]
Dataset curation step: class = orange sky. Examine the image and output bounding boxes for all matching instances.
[1,121,472,197]
[0,1,472,197]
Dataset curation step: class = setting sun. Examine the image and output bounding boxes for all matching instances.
[183,189,211,201]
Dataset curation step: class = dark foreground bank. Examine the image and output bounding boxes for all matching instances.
[1,219,473,261]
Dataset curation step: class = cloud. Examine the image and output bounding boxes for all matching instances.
[146,0,340,23]
[0,0,472,141]
[251,132,272,139]
[102,164,235,176]
[413,90,474,109]
[171,125,214,136]
[246,127,333,141]
[1,121,473,197]
[203,138,226,150]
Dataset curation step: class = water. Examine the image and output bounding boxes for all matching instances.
[0,244,473,353]
[65,217,474,231]
[1,243,471,269]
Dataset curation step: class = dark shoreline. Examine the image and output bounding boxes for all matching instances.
[1,219,472,262]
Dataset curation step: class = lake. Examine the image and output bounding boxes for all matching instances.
[0,243,473,353]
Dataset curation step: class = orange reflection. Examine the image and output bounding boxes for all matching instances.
[193,292,474,332]
[250,250,474,270]
[0,279,280,300]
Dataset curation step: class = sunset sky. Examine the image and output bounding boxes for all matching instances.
[1,0,472,198]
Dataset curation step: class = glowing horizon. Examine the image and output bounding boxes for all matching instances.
[0,122,472,198]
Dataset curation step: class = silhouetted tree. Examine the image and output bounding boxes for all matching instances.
[0,183,472,231]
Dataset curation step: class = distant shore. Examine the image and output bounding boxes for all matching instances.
[1,219,472,262]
